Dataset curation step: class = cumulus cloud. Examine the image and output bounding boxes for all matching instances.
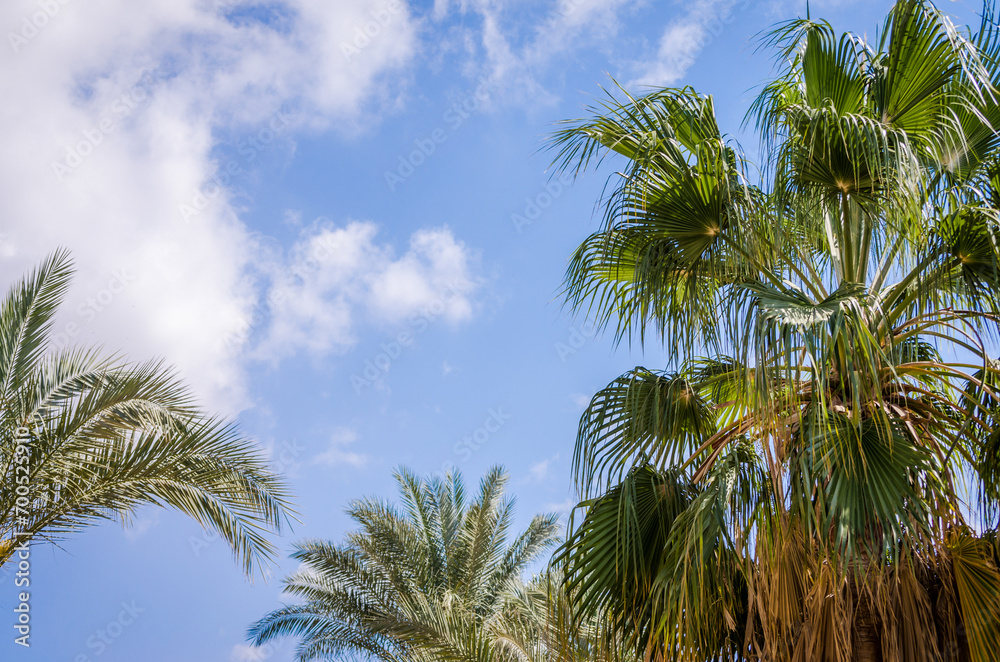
[369,227,477,323]
[0,0,418,413]
[312,427,369,468]
[0,0,648,418]
[253,221,479,363]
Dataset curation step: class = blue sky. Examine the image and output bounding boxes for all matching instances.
[0,0,988,659]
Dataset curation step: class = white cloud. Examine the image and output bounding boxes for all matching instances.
[0,0,655,418]
[370,227,477,323]
[630,0,741,87]
[526,454,559,484]
[543,497,578,515]
[532,0,637,59]
[0,0,418,414]
[313,427,369,468]
[254,222,479,363]
[123,510,161,542]
[431,0,641,107]
[230,642,276,662]
[252,222,381,362]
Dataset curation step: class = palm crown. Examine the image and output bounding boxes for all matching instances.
[249,466,560,661]
[0,250,293,575]
[552,1,1000,660]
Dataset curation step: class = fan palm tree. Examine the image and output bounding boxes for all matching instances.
[248,466,561,662]
[0,249,293,575]
[551,1,1000,660]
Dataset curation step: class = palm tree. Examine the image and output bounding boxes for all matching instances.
[493,566,633,662]
[0,249,293,575]
[248,466,561,662]
[550,1,1000,660]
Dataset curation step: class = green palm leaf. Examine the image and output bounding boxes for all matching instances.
[0,250,293,577]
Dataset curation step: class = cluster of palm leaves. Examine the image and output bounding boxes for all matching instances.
[0,250,293,575]
[249,466,583,662]
[549,0,1000,660]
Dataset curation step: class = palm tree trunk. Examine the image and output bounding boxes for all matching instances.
[852,598,881,662]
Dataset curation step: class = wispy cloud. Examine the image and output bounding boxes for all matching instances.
[430,0,642,107]
[230,642,278,662]
[543,497,579,515]
[526,454,560,484]
[630,0,746,87]
[123,510,161,542]
[312,427,370,468]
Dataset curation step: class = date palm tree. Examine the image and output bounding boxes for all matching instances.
[474,566,630,662]
[0,249,293,575]
[551,1,1000,660]
[248,466,561,662]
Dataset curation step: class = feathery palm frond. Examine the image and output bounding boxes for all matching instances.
[0,250,293,576]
